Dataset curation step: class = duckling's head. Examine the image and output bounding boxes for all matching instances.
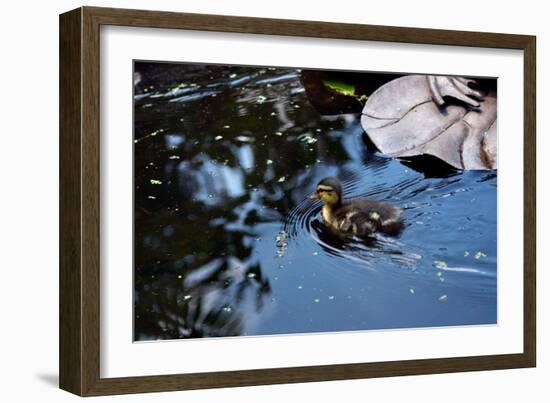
[309,177,343,207]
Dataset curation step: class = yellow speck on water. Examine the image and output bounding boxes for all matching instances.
[475,251,487,259]
[434,260,447,269]
[150,179,162,185]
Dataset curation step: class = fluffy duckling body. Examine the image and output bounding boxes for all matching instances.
[310,177,404,237]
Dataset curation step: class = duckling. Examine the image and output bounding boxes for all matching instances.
[309,177,404,237]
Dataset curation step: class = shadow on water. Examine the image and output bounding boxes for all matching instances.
[133,62,497,341]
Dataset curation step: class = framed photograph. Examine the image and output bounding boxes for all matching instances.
[59,6,536,396]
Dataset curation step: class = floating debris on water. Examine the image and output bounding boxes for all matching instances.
[148,195,156,200]
[247,272,256,279]
[266,159,273,165]
[276,231,287,246]
[275,131,283,136]
[301,135,318,145]
[183,294,192,300]
[464,251,470,257]
[312,252,318,256]
[276,230,288,257]
[314,298,320,303]
[297,285,303,290]
[222,306,233,313]
[223,125,231,129]
[150,179,163,185]
[168,155,180,160]
[257,95,267,103]
[434,260,447,269]
[438,295,448,301]
[474,251,487,259]
[328,295,335,300]
[168,83,188,94]
[214,135,223,141]
[410,289,415,294]
[278,176,286,183]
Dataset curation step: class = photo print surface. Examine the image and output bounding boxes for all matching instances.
[133,61,497,341]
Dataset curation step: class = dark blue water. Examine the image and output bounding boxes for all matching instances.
[133,63,497,340]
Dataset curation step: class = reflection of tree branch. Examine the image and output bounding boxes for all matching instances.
[134,64,365,340]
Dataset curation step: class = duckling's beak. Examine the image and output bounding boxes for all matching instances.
[309,192,319,200]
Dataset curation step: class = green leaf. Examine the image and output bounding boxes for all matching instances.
[322,79,356,97]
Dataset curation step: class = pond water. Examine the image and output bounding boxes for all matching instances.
[133,62,497,341]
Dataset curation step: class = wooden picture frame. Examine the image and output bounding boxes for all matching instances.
[59,6,536,396]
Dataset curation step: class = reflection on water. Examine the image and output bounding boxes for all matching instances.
[133,62,497,341]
